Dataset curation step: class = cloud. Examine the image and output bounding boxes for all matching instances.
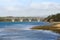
[0,0,18,2]
[0,0,60,17]
[31,2,60,9]
[5,6,20,11]
[30,2,60,16]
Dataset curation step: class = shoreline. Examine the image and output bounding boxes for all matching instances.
[30,23,60,34]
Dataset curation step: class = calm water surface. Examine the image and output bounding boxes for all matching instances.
[0,22,59,40]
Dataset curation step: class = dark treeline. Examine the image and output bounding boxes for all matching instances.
[45,13,60,22]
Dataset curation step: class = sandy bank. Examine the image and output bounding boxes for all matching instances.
[30,23,60,34]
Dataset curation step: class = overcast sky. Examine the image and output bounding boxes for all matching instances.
[0,0,60,17]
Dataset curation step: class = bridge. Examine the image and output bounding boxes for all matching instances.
[3,17,43,22]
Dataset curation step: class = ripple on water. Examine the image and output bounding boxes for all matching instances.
[0,28,59,40]
[0,22,59,40]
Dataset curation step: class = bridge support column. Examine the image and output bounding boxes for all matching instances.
[20,19,23,22]
[12,19,15,22]
[29,19,31,22]
[37,19,40,22]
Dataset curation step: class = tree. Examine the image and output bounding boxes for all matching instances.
[45,13,60,22]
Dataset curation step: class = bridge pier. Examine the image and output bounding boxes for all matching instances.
[37,19,40,22]
[20,19,23,22]
[12,19,15,22]
[29,19,31,22]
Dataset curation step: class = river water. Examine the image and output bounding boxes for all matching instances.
[0,22,59,40]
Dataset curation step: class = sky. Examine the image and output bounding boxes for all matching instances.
[0,0,60,17]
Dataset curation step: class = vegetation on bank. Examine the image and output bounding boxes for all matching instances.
[44,13,60,22]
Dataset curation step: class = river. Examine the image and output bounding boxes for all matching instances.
[0,22,59,40]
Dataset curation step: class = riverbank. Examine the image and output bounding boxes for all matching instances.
[31,23,60,34]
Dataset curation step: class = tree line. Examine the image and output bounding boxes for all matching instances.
[45,13,60,22]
